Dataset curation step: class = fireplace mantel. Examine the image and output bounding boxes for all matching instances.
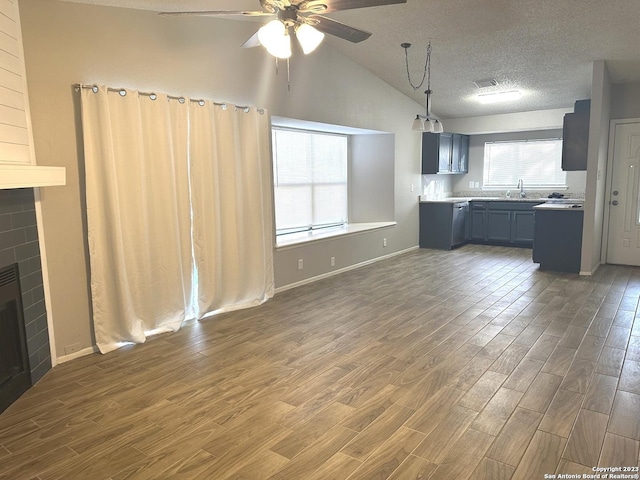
[0,164,66,189]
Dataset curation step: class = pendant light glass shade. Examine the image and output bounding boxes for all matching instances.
[258,20,292,59]
[296,23,324,54]
[412,114,443,133]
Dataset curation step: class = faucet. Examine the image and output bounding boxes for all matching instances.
[517,179,526,197]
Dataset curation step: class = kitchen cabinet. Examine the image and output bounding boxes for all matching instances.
[422,132,469,174]
[561,100,590,171]
[470,201,542,247]
[419,202,468,250]
[470,203,487,241]
[487,210,512,243]
[512,211,536,244]
[533,208,583,272]
[452,134,469,173]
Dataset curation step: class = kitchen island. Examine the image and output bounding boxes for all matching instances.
[532,202,584,273]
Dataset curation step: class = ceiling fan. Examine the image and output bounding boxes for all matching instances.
[160,0,408,59]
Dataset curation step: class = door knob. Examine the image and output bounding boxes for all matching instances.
[612,200,619,205]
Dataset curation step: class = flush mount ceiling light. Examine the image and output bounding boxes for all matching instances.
[477,89,522,104]
[402,42,444,133]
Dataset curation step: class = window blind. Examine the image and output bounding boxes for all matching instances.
[272,128,348,234]
[483,139,566,188]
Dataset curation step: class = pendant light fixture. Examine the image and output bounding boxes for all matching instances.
[402,42,443,133]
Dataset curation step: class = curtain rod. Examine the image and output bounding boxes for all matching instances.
[74,84,264,114]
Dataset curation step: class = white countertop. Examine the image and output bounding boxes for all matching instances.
[419,196,585,210]
[533,202,584,211]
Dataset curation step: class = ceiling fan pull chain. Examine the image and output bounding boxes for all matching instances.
[287,57,291,92]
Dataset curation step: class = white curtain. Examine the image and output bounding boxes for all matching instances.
[190,102,274,317]
[81,86,274,353]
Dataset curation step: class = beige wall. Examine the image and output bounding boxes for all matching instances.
[611,81,640,119]
[20,0,423,357]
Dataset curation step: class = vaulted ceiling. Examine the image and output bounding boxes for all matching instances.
[60,0,640,119]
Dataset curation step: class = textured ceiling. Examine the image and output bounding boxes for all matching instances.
[59,0,640,119]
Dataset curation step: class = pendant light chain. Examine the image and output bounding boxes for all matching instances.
[402,41,443,133]
[403,42,432,91]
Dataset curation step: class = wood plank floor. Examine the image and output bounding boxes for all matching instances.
[2,244,640,479]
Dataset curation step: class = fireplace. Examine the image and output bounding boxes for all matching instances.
[0,188,52,413]
[0,263,31,414]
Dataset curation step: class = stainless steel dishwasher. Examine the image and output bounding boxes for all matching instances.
[451,201,469,246]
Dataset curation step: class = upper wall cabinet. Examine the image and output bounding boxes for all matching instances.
[561,100,590,171]
[422,132,469,174]
[0,0,34,165]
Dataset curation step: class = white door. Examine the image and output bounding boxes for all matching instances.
[607,122,640,265]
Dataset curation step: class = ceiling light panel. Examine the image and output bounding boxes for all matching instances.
[477,90,522,104]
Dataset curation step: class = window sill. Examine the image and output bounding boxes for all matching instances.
[275,222,396,249]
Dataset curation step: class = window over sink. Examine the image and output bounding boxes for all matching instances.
[483,138,567,189]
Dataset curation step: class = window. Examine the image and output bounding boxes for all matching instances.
[483,139,566,189]
[272,128,348,235]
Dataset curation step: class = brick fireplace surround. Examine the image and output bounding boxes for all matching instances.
[0,188,51,385]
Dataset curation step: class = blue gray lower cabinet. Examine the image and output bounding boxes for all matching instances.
[469,201,542,247]
[533,209,584,273]
[419,202,468,250]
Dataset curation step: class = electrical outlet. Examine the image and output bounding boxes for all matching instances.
[383,238,387,247]
[298,259,303,270]
[410,184,414,192]
[475,182,480,188]
[330,256,335,267]
[469,180,474,188]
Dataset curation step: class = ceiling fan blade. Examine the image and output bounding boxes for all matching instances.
[241,31,262,49]
[310,15,371,43]
[298,0,406,13]
[159,10,272,17]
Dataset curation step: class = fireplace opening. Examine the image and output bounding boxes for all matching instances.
[0,263,31,414]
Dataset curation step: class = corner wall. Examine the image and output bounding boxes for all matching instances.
[580,61,612,274]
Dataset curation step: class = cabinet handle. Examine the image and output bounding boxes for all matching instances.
[611,200,619,206]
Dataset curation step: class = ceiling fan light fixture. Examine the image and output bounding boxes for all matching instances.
[258,19,292,59]
[296,23,325,54]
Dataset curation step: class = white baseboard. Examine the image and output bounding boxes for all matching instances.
[275,246,419,293]
[580,262,600,276]
[53,247,418,363]
[56,345,99,364]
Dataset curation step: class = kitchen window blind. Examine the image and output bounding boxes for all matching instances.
[272,128,348,235]
[483,139,566,189]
